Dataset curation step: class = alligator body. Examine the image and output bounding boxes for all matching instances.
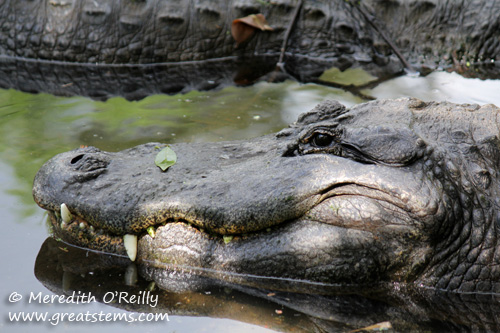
[33,98,500,293]
[2,0,500,100]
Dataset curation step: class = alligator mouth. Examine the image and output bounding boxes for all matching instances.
[48,211,127,256]
[321,183,408,211]
[47,206,285,262]
[47,183,411,263]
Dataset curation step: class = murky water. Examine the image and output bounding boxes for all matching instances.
[1,71,500,332]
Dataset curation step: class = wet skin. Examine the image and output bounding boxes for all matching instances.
[3,1,500,101]
[33,98,500,292]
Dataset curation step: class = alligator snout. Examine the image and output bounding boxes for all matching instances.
[34,147,111,199]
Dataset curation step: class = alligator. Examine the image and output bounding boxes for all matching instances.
[2,0,500,100]
[33,97,500,293]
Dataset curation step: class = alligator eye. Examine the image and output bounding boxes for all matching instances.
[311,133,334,147]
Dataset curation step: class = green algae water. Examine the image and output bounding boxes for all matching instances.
[1,72,500,332]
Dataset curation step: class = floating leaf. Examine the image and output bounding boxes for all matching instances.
[319,67,378,86]
[348,321,392,333]
[231,14,273,45]
[155,146,177,171]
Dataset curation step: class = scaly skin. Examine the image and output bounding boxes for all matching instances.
[1,1,500,100]
[33,98,500,292]
[2,0,499,67]
[0,0,386,65]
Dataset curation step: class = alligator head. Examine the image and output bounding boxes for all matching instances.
[33,98,500,291]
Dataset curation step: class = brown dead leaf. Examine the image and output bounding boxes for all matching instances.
[231,14,273,45]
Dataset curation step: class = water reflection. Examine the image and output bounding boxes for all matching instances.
[370,71,500,106]
[35,237,500,332]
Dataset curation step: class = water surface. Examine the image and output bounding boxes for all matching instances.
[1,72,500,332]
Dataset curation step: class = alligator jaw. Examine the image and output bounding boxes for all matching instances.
[47,210,125,256]
[47,204,293,262]
[47,180,415,267]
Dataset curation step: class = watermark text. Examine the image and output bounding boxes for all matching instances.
[8,311,169,326]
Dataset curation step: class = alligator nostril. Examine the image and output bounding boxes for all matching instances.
[68,152,110,176]
[70,154,85,164]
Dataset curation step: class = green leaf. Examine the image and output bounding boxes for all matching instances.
[155,146,177,171]
[146,226,156,238]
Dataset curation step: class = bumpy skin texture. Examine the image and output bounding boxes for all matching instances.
[371,0,500,70]
[1,0,500,99]
[2,0,499,65]
[33,98,500,292]
[0,0,382,64]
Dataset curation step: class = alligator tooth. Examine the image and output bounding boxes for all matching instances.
[60,203,72,223]
[123,234,137,261]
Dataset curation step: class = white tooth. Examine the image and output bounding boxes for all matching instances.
[60,203,72,223]
[123,234,137,261]
[124,263,138,286]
